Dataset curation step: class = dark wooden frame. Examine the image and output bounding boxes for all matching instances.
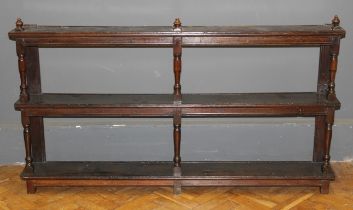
[8,17,345,194]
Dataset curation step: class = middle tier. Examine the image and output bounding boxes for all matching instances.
[15,92,340,117]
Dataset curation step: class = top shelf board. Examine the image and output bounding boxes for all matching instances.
[9,25,346,38]
[9,24,345,47]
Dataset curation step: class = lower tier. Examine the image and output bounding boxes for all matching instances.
[21,161,334,194]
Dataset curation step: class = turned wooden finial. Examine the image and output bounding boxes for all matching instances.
[331,15,340,29]
[173,18,182,32]
[16,18,24,31]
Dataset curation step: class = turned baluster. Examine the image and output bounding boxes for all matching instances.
[328,16,341,101]
[173,18,182,102]
[21,113,33,171]
[322,110,334,173]
[16,19,29,102]
[173,110,182,167]
[173,110,182,193]
[328,42,339,100]
[16,18,32,171]
[172,18,183,192]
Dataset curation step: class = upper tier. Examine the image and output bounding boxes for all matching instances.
[9,24,345,47]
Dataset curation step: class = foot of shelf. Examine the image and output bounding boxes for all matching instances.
[173,166,182,194]
[320,181,330,194]
[173,181,182,195]
[26,181,37,194]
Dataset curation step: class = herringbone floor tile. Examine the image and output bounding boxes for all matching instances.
[0,162,352,210]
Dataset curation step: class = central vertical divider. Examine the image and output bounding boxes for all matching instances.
[172,18,182,194]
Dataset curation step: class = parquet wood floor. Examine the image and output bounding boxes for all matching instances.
[0,162,352,210]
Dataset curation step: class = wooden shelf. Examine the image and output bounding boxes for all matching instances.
[182,92,339,117]
[8,24,345,47]
[22,161,334,180]
[15,92,339,117]
[8,17,346,194]
[9,25,345,37]
[15,94,175,108]
[22,161,334,194]
[15,94,175,117]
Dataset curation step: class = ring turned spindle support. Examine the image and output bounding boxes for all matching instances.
[21,112,33,171]
[322,109,334,173]
[327,16,341,101]
[327,38,340,101]
[173,18,182,102]
[16,41,29,102]
[173,109,182,167]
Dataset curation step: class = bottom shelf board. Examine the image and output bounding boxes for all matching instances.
[22,161,334,181]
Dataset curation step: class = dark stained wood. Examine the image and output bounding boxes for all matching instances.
[8,24,345,47]
[15,94,174,108]
[15,94,176,117]
[26,180,37,194]
[16,41,29,102]
[327,16,341,101]
[172,19,183,168]
[313,116,325,162]
[14,93,339,117]
[320,180,330,194]
[317,46,330,97]
[25,47,46,162]
[181,92,339,107]
[328,38,340,100]
[323,109,335,172]
[26,179,331,194]
[29,117,46,162]
[25,47,41,94]
[313,45,331,162]
[9,25,345,39]
[21,161,334,194]
[15,18,24,31]
[173,34,182,101]
[15,92,340,108]
[21,161,334,180]
[8,17,345,194]
[331,15,341,29]
[20,112,33,171]
[173,109,182,167]
[173,166,182,194]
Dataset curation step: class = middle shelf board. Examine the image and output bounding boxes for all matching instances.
[15,92,339,117]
